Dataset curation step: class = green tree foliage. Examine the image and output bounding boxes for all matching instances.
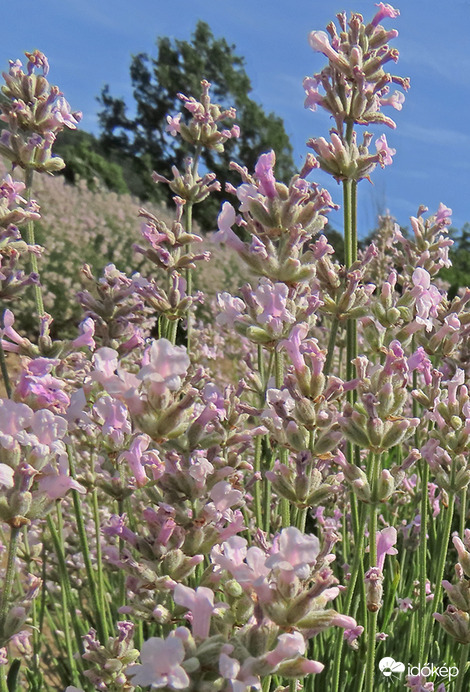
[54,129,130,194]
[97,20,295,230]
[440,222,470,297]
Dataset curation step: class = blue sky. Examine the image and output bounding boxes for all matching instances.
[2,0,470,236]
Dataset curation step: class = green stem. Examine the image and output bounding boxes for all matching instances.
[92,488,112,634]
[363,450,382,692]
[0,526,21,644]
[323,316,340,377]
[417,457,429,664]
[0,336,11,399]
[58,542,80,687]
[46,513,85,668]
[460,486,467,540]
[274,349,290,527]
[117,498,126,610]
[183,144,202,355]
[455,643,470,692]
[167,318,178,346]
[0,668,7,692]
[68,448,108,641]
[422,492,456,663]
[24,167,44,318]
[331,502,367,692]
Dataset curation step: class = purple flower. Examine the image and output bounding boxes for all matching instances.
[279,323,309,372]
[25,49,49,76]
[126,634,190,689]
[303,77,324,111]
[435,202,452,227]
[308,31,338,61]
[0,463,14,488]
[379,89,405,111]
[255,280,295,335]
[72,317,95,350]
[264,631,307,666]
[375,134,396,167]
[371,3,400,27]
[210,481,243,513]
[216,292,245,328]
[93,396,131,446]
[265,526,320,581]
[254,150,277,198]
[213,202,244,252]
[376,526,398,571]
[166,113,182,136]
[137,339,190,396]
[37,455,86,500]
[118,434,154,488]
[173,584,220,639]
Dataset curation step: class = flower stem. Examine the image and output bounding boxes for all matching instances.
[323,316,340,377]
[423,492,455,663]
[274,348,290,527]
[331,501,367,692]
[455,643,470,692]
[0,526,21,644]
[47,513,85,668]
[24,167,44,319]
[460,486,467,539]
[364,502,378,692]
[0,314,11,397]
[417,457,429,664]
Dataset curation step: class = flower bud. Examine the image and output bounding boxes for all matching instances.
[365,567,383,612]
[434,606,470,644]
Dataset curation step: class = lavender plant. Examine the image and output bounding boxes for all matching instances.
[0,4,469,692]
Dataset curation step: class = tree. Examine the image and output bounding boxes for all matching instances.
[97,20,295,229]
[440,222,470,298]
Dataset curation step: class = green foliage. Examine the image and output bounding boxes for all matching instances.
[54,129,129,194]
[440,223,470,297]
[97,20,295,230]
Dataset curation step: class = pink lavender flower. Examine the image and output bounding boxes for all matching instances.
[209,480,244,513]
[216,292,246,328]
[254,150,277,198]
[375,134,396,167]
[279,323,309,372]
[265,631,324,674]
[173,584,221,639]
[435,202,452,227]
[118,434,157,488]
[213,202,245,252]
[308,31,345,67]
[343,624,364,647]
[379,89,405,111]
[137,339,190,396]
[25,50,49,76]
[376,526,398,570]
[92,396,131,447]
[371,3,400,27]
[0,309,28,352]
[72,317,95,350]
[255,280,295,335]
[303,77,324,111]
[0,463,14,488]
[0,399,33,451]
[16,357,70,413]
[37,455,86,500]
[126,634,190,689]
[166,113,182,136]
[265,526,320,581]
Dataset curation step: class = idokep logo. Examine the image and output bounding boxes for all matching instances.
[379,657,406,681]
[378,657,459,685]
[407,663,458,683]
